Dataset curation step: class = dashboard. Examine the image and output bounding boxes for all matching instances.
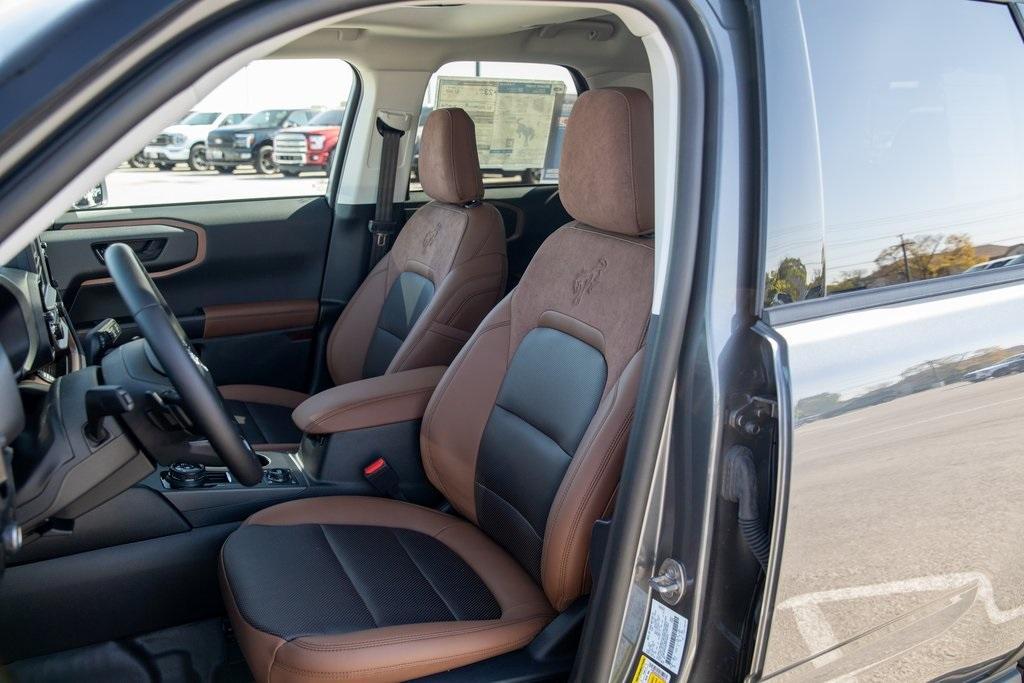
[0,239,76,380]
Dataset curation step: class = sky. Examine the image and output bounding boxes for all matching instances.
[195,59,355,112]
[193,59,575,114]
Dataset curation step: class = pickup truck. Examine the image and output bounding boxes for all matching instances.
[272,108,345,176]
[142,111,249,171]
[205,108,320,174]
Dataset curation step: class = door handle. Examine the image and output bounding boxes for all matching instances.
[92,238,167,264]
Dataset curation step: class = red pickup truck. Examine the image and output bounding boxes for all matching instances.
[272,108,345,175]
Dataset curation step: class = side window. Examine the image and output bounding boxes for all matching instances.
[763,0,1024,307]
[91,59,354,209]
[285,110,311,127]
[410,61,578,192]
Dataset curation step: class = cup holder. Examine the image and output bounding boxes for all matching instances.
[257,454,272,468]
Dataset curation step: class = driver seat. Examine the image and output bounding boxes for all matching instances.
[219,87,655,682]
[218,107,507,449]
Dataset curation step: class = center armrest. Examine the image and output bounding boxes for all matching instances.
[292,366,447,435]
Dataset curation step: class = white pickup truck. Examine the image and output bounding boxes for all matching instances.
[142,111,249,171]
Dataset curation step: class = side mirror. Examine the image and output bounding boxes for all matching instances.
[73,181,107,210]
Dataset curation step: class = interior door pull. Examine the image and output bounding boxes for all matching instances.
[93,238,167,264]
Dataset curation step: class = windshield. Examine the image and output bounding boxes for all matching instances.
[181,112,219,125]
[240,110,289,127]
[308,109,345,126]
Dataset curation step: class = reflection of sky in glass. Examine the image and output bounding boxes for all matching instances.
[765,0,1024,297]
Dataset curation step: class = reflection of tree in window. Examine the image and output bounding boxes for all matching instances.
[829,233,983,293]
[764,256,823,306]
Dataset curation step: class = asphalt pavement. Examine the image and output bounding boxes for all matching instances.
[104,165,329,207]
[763,372,1024,681]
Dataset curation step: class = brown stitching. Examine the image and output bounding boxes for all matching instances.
[543,377,620,603]
[273,629,542,679]
[563,223,654,250]
[542,370,621,565]
[221,557,287,681]
[289,614,547,652]
[420,319,510,508]
[325,266,387,381]
[614,89,643,235]
[557,411,633,608]
[308,387,435,430]
[444,276,502,326]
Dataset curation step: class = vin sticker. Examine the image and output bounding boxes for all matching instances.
[632,655,671,683]
[641,600,687,674]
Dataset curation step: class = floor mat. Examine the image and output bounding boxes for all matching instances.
[2,618,252,683]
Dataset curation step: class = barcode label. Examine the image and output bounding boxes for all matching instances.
[641,600,687,674]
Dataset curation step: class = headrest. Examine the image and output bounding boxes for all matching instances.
[559,88,654,236]
[418,108,484,205]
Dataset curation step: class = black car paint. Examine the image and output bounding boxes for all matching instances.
[205,109,315,170]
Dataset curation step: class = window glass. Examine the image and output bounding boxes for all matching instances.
[240,110,290,127]
[181,112,219,126]
[90,59,354,208]
[284,110,313,126]
[410,62,578,192]
[309,109,345,126]
[223,113,249,126]
[763,1,1024,306]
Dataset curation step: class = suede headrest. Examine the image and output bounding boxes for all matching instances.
[559,88,654,236]
[418,108,484,205]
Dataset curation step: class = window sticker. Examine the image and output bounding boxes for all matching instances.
[435,77,566,171]
[641,600,688,674]
[632,654,672,683]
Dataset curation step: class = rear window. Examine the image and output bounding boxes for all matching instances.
[241,110,289,127]
[181,112,219,125]
[309,109,345,126]
[410,61,578,191]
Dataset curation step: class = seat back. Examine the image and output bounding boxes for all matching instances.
[326,108,507,385]
[421,88,655,610]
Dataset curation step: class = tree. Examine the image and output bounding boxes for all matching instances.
[765,257,823,305]
[873,233,980,283]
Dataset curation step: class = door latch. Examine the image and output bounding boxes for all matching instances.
[649,558,688,605]
[728,394,777,437]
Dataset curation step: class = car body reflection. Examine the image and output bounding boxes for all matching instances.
[763,281,1024,680]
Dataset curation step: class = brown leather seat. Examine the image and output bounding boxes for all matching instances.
[220,87,655,682]
[219,108,507,448]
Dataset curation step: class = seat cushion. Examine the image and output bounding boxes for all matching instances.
[220,497,554,683]
[218,384,308,449]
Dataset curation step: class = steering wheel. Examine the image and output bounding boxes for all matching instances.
[104,243,264,486]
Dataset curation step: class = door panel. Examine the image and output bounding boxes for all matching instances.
[44,222,202,291]
[762,281,1024,680]
[47,195,333,391]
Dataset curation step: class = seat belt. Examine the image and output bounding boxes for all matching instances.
[368,116,406,270]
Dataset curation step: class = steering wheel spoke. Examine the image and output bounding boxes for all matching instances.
[104,243,264,486]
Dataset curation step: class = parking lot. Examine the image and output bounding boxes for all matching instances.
[764,372,1024,680]
[104,165,329,207]
[102,165,533,207]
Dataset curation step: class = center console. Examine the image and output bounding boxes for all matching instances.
[145,449,309,527]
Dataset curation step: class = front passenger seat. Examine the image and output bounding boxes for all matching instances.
[220,87,655,682]
[219,108,507,448]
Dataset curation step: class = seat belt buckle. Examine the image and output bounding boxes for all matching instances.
[368,219,397,234]
[368,220,397,247]
[363,457,405,501]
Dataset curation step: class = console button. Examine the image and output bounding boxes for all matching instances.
[265,468,293,485]
[167,461,206,488]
